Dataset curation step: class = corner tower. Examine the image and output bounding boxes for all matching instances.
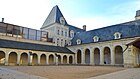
[135,10,140,20]
[41,5,70,47]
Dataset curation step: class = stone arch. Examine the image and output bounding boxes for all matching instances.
[85,48,90,64]
[49,54,54,64]
[0,51,5,64]
[32,53,38,65]
[40,54,46,65]
[9,52,17,65]
[69,56,73,64]
[94,48,100,65]
[63,55,67,64]
[115,46,123,64]
[20,53,28,65]
[57,55,61,64]
[77,49,82,64]
[104,47,111,64]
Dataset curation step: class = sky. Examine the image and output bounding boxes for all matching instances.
[0,0,140,31]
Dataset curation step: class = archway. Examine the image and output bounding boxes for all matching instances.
[63,55,67,64]
[32,53,38,65]
[49,54,54,64]
[69,56,73,64]
[20,53,28,65]
[40,54,46,65]
[104,47,111,64]
[115,46,123,64]
[94,48,100,65]
[85,49,90,64]
[9,52,17,65]
[77,49,82,64]
[0,51,5,64]
[57,55,61,64]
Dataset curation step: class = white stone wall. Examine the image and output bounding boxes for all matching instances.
[67,37,140,67]
[0,48,74,65]
[41,23,71,47]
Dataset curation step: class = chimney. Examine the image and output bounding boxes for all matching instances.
[83,25,86,31]
[135,10,140,20]
[2,18,4,22]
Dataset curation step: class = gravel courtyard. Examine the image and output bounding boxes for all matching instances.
[1,66,125,79]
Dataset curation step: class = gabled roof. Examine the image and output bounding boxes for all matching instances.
[41,5,68,29]
[0,39,74,54]
[71,20,140,45]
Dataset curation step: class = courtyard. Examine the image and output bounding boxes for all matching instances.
[1,66,125,79]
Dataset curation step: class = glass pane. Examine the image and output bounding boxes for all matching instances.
[7,25,14,36]
[41,31,48,41]
[29,29,36,40]
[37,30,41,41]
[0,23,7,35]
[23,27,29,39]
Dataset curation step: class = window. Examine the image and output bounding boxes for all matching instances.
[77,39,81,44]
[57,38,59,46]
[61,39,63,46]
[93,36,99,42]
[61,31,63,36]
[68,41,71,46]
[70,30,74,38]
[65,32,67,37]
[57,30,59,35]
[114,32,121,39]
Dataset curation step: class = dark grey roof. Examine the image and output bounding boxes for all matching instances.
[68,24,85,34]
[41,5,68,29]
[41,5,85,33]
[0,39,74,54]
[71,20,140,45]
[136,10,140,17]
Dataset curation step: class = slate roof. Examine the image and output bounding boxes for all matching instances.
[41,5,85,33]
[0,39,74,54]
[41,5,68,29]
[136,10,140,17]
[71,20,140,45]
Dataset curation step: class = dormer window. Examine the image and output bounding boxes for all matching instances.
[77,39,81,44]
[60,17,65,25]
[93,36,99,42]
[68,41,71,46]
[114,32,121,39]
[70,30,74,38]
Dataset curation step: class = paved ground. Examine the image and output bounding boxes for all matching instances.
[1,66,124,79]
[88,68,140,79]
[0,67,47,79]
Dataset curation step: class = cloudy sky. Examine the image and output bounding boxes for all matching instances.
[0,0,140,31]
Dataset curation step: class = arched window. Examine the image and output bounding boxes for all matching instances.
[70,30,74,38]
[77,39,81,44]
[93,36,99,42]
[114,32,121,39]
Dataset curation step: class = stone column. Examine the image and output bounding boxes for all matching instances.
[100,48,104,65]
[67,56,69,64]
[28,53,33,65]
[90,49,94,65]
[5,53,9,65]
[17,53,21,65]
[111,47,115,65]
[75,53,77,64]
[38,54,40,65]
[46,55,49,65]
[61,55,63,64]
[81,49,85,64]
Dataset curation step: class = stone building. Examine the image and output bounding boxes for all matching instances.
[0,5,140,67]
